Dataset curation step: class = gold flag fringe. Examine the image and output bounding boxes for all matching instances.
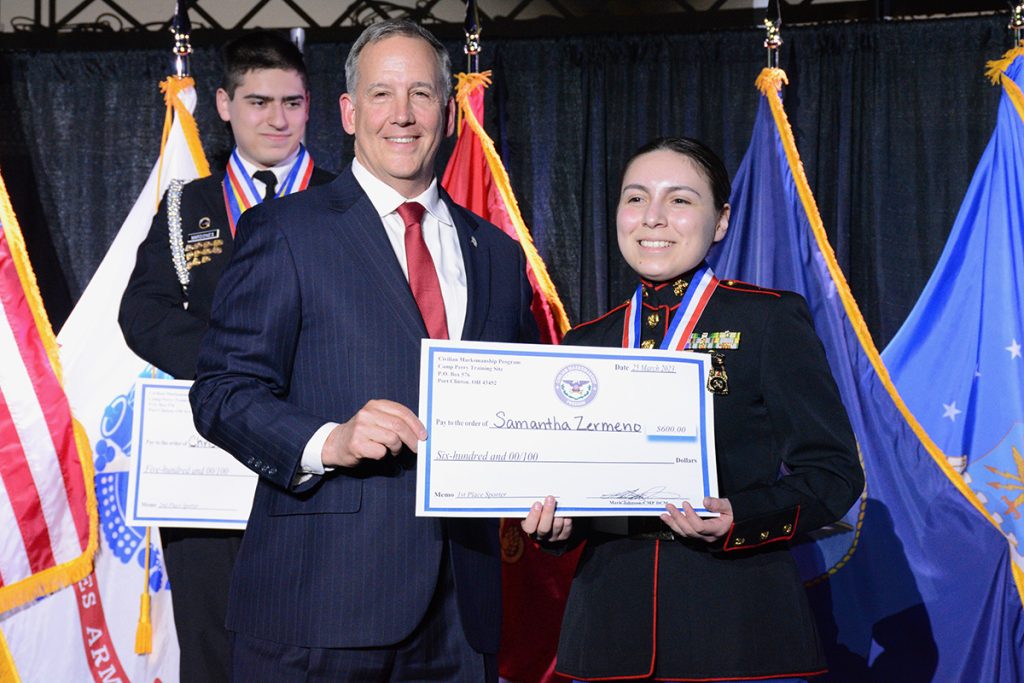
[756,66,1024,603]
[0,626,22,683]
[453,72,571,336]
[157,76,211,208]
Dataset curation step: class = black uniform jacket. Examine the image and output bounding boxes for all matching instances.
[119,168,334,379]
[554,275,864,681]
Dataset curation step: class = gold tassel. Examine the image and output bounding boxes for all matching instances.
[985,40,1024,85]
[755,67,788,97]
[134,527,153,654]
[982,40,1024,126]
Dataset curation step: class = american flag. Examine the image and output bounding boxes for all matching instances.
[0,167,96,615]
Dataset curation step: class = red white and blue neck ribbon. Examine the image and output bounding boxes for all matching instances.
[622,263,719,350]
[222,144,314,236]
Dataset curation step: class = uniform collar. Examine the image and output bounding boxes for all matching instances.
[640,264,703,308]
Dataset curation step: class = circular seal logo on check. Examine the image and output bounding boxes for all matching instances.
[555,364,598,406]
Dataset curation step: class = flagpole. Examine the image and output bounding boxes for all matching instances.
[136,0,196,655]
[170,0,191,79]
[1010,2,1024,46]
[290,27,306,54]
[763,0,782,69]
[290,28,308,147]
[464,0,482,74]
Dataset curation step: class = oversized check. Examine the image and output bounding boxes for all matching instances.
[126,378,257,529]
[416,340,718,517]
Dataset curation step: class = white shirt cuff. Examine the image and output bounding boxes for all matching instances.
[300,422,339,475]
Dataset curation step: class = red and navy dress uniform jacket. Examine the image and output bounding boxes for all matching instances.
[552,274,864,681]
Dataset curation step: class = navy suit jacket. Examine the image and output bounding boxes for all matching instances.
[190,166,538,651]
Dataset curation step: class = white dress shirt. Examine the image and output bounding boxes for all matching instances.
[299,159,469,478]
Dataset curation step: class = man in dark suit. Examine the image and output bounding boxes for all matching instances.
[119,31,333,683]
[190,19,538,681]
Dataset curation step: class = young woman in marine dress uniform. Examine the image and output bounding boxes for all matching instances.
[522,137,864,682]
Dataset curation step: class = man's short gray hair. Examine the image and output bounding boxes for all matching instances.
[344,19,452,101]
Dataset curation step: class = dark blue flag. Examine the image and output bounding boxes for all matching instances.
[708,67,1024,680]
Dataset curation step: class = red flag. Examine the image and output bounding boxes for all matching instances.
[442,72,569,344]
[0,167,97,619]
[442,71,580,683]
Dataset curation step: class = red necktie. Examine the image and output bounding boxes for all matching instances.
[397,202,448,339]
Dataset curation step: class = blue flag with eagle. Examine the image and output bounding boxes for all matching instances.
[881,43,1024,677]
[707,66,1024,680]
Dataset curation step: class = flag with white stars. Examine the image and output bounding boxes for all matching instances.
[883,42,1024,620]
[710,62,1024,680]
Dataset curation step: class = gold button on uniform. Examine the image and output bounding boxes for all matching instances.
[647,313,660,328]
[641,339,656,349]
[732,537,745,546]
[760,531,770,541]
[782,524,793,534]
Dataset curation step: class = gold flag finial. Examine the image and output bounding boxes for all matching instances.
[763,0,783,70]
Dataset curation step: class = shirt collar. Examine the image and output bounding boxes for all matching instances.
[351,158,451,226]
[234,145,302,186]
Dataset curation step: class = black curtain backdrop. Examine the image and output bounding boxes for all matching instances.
[0,15,1008,345]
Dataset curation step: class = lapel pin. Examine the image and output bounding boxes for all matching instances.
[470,235,478,248]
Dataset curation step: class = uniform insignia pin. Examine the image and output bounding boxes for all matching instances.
[199,217,211,229]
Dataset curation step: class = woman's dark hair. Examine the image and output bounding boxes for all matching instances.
[621,137,731,210]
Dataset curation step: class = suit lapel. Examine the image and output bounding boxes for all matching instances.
[327,167,428,345]
[444,191,490,341]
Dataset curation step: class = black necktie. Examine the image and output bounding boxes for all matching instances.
[253,170,278,201]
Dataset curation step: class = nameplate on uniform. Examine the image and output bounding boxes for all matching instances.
[187,228,220,243]
[126,378,257,529]
[416,340,719,518]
